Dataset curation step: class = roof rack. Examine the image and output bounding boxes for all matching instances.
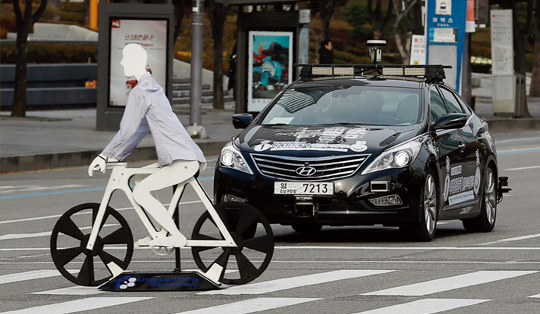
[296,64,451,83]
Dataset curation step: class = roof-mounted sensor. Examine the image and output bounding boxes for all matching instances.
[296,64,451,83]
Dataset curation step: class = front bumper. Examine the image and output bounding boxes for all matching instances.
[214,158,427,226]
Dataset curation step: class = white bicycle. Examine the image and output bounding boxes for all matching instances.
[50,162,274,286]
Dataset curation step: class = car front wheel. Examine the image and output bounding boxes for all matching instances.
[400,169,438,242]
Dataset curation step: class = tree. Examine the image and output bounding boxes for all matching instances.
[390,0,420,64]
[367,0,394,39]
[530,0,540,96]
[11,0,48,117]
[48,0,60,22]
[208,0,230,110]
[173,0,187,45]
[310,0,347,41]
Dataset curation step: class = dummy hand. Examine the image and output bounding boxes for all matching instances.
[88,154,118,177]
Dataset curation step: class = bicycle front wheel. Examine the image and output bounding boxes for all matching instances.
[50,203,133,286]
[191,202,274,285]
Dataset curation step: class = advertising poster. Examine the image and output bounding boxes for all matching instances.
[109,19,168,107]
[409,35,426,65]
[248,31,293,112]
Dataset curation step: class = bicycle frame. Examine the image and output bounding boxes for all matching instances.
[85,163,236,252]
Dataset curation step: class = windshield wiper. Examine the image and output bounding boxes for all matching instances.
[262,123,289,126]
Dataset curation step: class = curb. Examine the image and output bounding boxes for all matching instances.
[485,118,540,133]
[0,141,227,174]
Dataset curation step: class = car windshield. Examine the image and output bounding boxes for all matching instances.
[260,86,422,126]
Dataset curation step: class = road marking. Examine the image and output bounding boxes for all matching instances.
[505,165,540,171]
[175,297,319,314]
[353,298,490,314]
[274,246,540,250]
[0,200,201,224]
[1,297,153,314]
[0,270,76,285]
[361,271,537,296]
[4,246,540,252]
[496,136,540,144]
[32,286,103,296]
[0,177,213,199]
[201,270,395,295]
[529,294,540,298]
[497,147,540,155]
[0,224,118,240]
[5,260,540,265]
[0,184,87,195]
[478,233,540,245]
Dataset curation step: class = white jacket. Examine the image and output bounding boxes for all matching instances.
[102,73,206,167]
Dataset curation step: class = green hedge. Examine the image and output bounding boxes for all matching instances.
[1,43,98,64]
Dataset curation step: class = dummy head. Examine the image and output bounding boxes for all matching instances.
[120,44,148,80]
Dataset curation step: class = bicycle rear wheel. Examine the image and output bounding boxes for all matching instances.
[50,203,133,286]
[191,202,274,285]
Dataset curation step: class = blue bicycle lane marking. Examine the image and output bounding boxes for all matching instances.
[0,176,214,199]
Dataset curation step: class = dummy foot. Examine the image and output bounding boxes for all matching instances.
[148,234,187,248]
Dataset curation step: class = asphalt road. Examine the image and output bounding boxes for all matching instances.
[1,131,540,314]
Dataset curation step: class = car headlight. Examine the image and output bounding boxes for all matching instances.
[361,137,423,175]
[219,143,253,175]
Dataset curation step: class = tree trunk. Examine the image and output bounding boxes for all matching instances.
[49,0,61,22]
[391,0,419,63]
[319,0,334,41]
[83,0,89,25]
[173,0,186,45]
[511,4,531,116]
[11,0,48,118]
[530,0,540,96]
[210,1,229,110]
[12,24,30,117]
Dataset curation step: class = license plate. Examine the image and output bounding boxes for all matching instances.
[274,182,334,195]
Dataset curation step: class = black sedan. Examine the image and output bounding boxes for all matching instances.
[214,65,510,241]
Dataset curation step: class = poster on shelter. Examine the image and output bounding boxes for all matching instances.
[109,19,168,107]
[248,31,293,112]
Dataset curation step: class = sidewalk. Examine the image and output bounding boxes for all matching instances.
[1,78,540,173]
[471,73,540,132]
[0,104,240,173]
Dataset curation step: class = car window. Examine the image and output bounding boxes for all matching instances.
[430,88,448,121]
[260,86,422,126]
[439,87,464,114]
[454,93,473,115]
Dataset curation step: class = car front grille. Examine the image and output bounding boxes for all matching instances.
[251,153,369,181]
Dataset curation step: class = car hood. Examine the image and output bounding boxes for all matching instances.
[236,124,424,157]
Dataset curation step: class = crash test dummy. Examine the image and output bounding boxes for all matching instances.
[88,43,206,248]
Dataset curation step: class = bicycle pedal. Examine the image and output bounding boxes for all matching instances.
[135,236,152,247]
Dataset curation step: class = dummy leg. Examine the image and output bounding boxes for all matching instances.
[133,160,199,247]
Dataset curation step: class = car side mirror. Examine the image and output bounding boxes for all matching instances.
[232,113,253,129]
[431,113,468,130]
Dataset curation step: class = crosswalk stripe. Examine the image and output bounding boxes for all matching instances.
[361,270,537,296]
[1,297,153,314]
[31,286,103,296]
[201,270,395,295]
[174,297,319,314]
[352,298,490,314]
[0,224,118,241]
[0,270,76,285]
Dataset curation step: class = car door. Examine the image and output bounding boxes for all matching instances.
[438,86,481,204]
[429,86,467,209]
